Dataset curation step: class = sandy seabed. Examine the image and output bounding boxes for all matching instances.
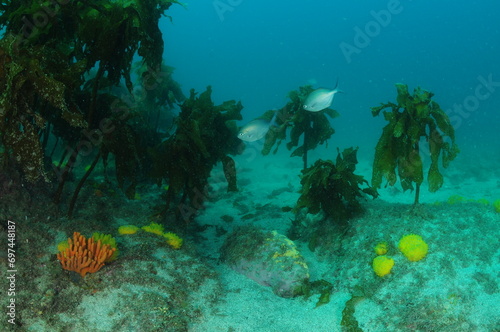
[1,144,499,332]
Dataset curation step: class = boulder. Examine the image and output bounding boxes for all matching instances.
[220,226,310,298]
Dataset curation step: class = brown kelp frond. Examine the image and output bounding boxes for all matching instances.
[295,147,378,223]
[371,84,459,204]
[261,85,339,169]
[151,86,243,220]
[0,37,86,182]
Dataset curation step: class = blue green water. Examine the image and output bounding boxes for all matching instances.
[161,0,500,158]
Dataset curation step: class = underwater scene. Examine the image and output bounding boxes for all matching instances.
[0,0,499,331]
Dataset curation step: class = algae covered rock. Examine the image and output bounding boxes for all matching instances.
[221,226,309,298]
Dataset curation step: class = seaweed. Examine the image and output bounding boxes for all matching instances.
[151,86,243,221]
[135,62,185,114]
[0,1,182,217]
[371,84,459,204]
[261,85,339,169]
[295,147,378,223]
[222,155,238,192]
[97,64,183,194]
[341,295,364,331]
[289,147,377,249]
[0,36,87,183]
[297,279,335,308]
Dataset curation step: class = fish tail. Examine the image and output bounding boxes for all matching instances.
[269,110,279,127]
[333,78,344,94]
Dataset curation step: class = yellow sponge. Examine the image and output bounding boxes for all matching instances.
[142,222,164,236]
[163,232,183,250]
[398,234,428,262]
[374,241,388,255]
[373,255,394,277]
[118,225,140,235]
[493,199,500,213]
[57,240,69,253]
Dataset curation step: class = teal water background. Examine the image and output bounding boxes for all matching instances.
[161,0,500,157]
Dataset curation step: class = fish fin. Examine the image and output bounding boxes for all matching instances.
[269,109,279,127]
[333,78,344,94]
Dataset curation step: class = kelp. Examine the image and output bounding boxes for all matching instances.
[261,85,339,169]
[75,0,178,91]
[101,123,142,199]
[371,84,459,204]
[341,295,365,331]
[289,148,377,250]
[98,62,185,199]
[66,61,185,215]
[0,37,87,182]
[150,86,243,221]
[134,62,185,132]
[0,0,180,89]
[0,1,182,217]
[295,147,378,223]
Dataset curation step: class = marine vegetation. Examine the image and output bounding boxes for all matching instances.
[341,294,365,332]
[261,85,339,169]
[92,62,185,203]
[289,147,378,248]
[302,279,334,308]
[0,0,184,216]
[150,86,243,221]
[295,147,378,222]
[371,84,459,204]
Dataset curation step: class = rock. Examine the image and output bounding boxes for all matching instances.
[220,226,309,298]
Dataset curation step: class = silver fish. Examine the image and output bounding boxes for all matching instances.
[303,81,341,112]
[238,111,277,142]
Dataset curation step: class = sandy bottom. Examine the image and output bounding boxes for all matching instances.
[1,143,499,331]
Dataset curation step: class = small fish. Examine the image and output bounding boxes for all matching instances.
[237,111,278,142]
[303,80,342,112]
